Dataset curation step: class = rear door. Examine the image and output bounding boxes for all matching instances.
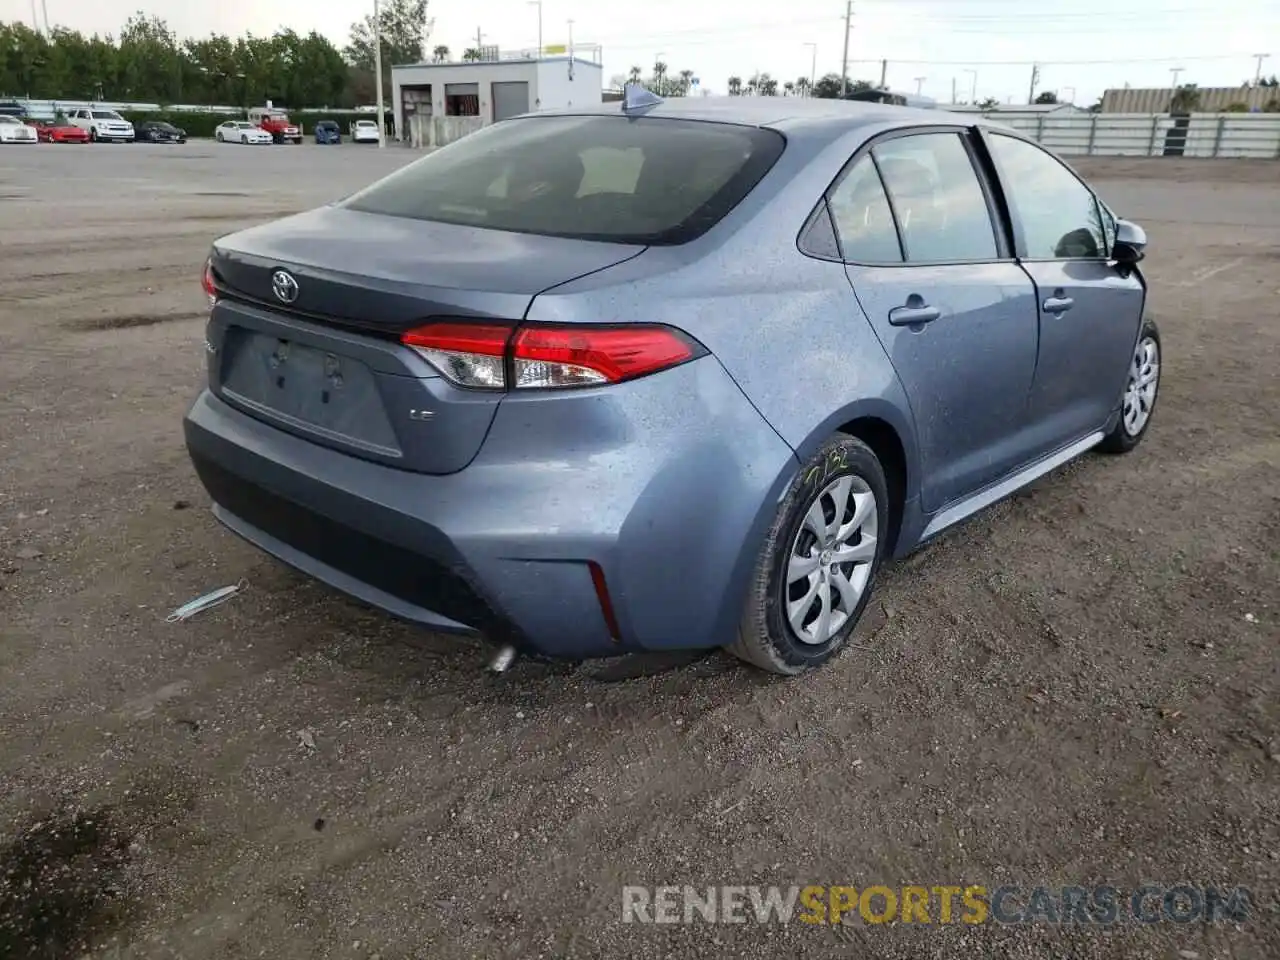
[836,129,1040,511]
[981,132,1144,455]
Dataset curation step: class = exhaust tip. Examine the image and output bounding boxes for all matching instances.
[488,644,518,673]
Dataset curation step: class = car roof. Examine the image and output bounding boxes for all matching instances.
[536,96,968,140]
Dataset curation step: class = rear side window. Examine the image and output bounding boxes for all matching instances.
[827,157,903,262]
[986,134,1106,259]
[872,132,999,263]
[341,115,786,245]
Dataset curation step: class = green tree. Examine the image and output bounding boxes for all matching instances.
[1034,90,1058,105]
[461,48,481,62]
[344,0,429,92]
[431,44,449,62]
[977,96,1000,110]
[116,13,181,101]
[1169,83,1200,113]
[810,73,872,98]
[727,75,742,96]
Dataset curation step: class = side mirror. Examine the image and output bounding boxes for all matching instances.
[1112,218,1147,265]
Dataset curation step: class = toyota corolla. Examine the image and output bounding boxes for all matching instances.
[185,93,1159,675]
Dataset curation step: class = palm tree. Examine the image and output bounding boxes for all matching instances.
[652,60,668,94]
[727,75,742,96]
[746,73,760,96]
[462,48,482,62]
[784,81,795,97]
[795,76,810,97]
[678,69,694,96]
[758,73,778,96]
[629,65,642,83]
[432,44,450,62]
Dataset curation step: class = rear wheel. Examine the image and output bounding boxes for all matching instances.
[730,435,889,675]
[241,134,248,145]
[216,131,223,142]
[1098,317,1161,454]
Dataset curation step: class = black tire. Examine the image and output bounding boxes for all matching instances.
[1097,316,1161,455]
[730,435,890,675]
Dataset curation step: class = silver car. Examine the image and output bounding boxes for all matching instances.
[185,95,1158,674]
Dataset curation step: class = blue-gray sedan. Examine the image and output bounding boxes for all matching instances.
[185,95,1159,674]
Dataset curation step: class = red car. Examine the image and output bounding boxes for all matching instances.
[36,118,91,143]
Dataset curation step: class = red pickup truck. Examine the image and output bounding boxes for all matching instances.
[248,107,302,144]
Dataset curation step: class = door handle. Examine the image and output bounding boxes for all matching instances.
[1043,296,1074,313]
[888,304,942,326]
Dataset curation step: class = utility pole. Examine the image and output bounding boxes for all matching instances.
[951,76,957,104]
[879,59,887,89]
[964,68,977,104]
[914,76,926,95]
[1027,64,1040,104]
[840,0,852,97]
[475,26,485,53]
[373,0,385,148]
[803,43,817,97]
[1255,53,1271,84]
[40,0,49,33]
[28,0,38,31]
[528,1,542,56]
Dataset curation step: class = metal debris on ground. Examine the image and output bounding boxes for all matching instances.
[165,580,247,623]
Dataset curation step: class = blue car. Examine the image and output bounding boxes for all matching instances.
[186,94,1158,674]
[314,120,341,144]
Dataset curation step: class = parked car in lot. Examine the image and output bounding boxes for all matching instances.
[33,118,90,143]
[0,115,39,143]
[350,119,381,143]
[215,121,273,145]
[65,107,135,142]
[248,107,302,144]
[314,120,341,144]
[135,120,187,143]
[186,96,1159,675]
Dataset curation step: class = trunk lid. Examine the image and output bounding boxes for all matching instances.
[207,206,645,474]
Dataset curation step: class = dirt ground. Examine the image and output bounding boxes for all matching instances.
[1,145,1277,960]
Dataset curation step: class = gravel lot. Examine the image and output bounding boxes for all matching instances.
[1,142,1277,960]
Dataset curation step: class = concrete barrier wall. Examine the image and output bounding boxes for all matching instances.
[997,112,1280,159]
[406,114,486,149]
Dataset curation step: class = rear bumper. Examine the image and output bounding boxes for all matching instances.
[184,360,798,659]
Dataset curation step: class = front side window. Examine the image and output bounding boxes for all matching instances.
[871,132,999,263]
[341,115,786,245]
[827,156,902,263]
[986,134,1106,259]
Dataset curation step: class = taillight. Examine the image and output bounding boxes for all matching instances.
[402,322,510,389]
[201,258,217,307]
[401,322,702,391]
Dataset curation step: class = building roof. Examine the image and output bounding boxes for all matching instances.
[393,56,602,71]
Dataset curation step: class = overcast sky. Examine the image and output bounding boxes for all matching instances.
[2,0,1273,105]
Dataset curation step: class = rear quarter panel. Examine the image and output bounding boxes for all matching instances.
[525,119,928,500]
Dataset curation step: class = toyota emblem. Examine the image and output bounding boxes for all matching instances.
[271,269,299,305]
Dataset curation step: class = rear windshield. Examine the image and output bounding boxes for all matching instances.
[340,115,786,245]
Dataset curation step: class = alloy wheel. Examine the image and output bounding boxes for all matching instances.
[1122,335,1160,437]
[784,474,879,646]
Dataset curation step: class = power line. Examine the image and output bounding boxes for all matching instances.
[847,53,1260,66]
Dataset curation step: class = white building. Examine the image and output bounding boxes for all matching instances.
[391,52,603,147]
